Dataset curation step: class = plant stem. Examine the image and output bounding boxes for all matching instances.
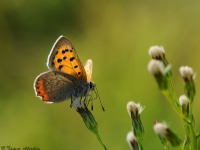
[188,120,197,150]
[163,144,169,150]
[95,131,108,150]
[165,78,197,150]
[162,89,183,119]
[138,141,143,150]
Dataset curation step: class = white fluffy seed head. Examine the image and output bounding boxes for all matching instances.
[148,59,165,75]
[148,45,165,59]
[127,101,138,117]
[179,95,189,106]
[153,122,168,137]
[126,131,136,143]
[126,131,137,150]
[127,101,144,117]
[179,66,195,80]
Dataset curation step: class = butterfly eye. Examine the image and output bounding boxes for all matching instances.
[89,82,95,89]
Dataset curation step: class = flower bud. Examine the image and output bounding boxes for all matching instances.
[126,131,139,150]
[179,66,196,100]
[127,101,144,139]
[148,46,172,77]
[179,95,189,117]
[148,45,165,60]
[148,60,169,91]
[71,99,107,149]
[71,99,98,134]
[179,66,195,81]
[154,122,181,147]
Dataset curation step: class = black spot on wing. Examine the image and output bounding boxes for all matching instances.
[57,59,62,63]
[70,57,75,61]
[74,65,78,68]
[58,65,63,70]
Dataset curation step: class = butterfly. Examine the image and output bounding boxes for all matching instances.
[33,36,96,105]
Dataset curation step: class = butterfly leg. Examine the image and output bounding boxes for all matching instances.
[79,96,83,105]
[70,94,76,108]
[70,94,73,107]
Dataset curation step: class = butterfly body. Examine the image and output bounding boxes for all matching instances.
[34,36,94,103]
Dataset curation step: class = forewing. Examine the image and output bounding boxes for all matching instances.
[47,36,87,82]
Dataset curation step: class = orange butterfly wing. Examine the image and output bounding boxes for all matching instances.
[34,36,92,103]
[47,36,87,82]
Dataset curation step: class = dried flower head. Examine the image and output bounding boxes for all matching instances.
[154,122,181,147]
[148,45,165,60]
[179,95,189,106]
[179,66,195,81]
[126,131,139,150]
[127,101,144,118]
[148,60,165,75]
[127,101,145,139]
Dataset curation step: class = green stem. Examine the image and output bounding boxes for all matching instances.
[166,78,197,150]
[189,100,193,122]
[162,89,183,119]
[168,79,184,118]
[138,141,143,150]
[163,144,169,150]
[188,121,197,150]
[177,145,185,150]
[95,131,108,150]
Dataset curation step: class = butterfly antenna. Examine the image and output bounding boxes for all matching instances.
[86,92,94,110]
[94,86,105,111]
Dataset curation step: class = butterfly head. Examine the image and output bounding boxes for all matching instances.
[89,81,95,90]
[86,81,104,111]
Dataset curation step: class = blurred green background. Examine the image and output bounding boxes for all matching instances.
[0,1,200,149]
